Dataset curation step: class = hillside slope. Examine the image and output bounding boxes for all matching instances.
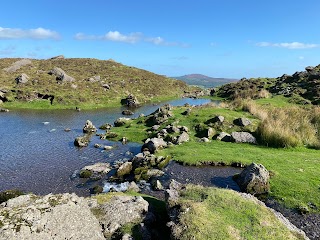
[173,74,238,88]
[217,65,320,105]
[0,57,189,108]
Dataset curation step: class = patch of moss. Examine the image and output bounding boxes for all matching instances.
[79,170,93,178]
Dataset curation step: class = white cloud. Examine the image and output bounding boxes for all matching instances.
[256,41,318,49]
[75,30,188,47]
[75,31,141,43]
[0,27,60,40]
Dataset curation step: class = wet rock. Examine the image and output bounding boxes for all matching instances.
[146,169,165,178]
[0,108,9,112]
[235,163,270,195]
[151,180,163,191]
[216,132,232,142]
[123,94,140,108]
[15,73,29,84]
[127,181,140,192]
[117,162,133,177]
[81,162,111,175]
[121,136,128,144]
[48,67,75,82]
[114,117,131,127]
[103,145,113,150]
[83,120,97,133]
[94,195,148,236]
[99,123,112,130]
[234,117,252,127]
[122,109,134,115]
[64,128,71,132]
[142,137,167,153]
[74,135,91,147]
[231,132,257,144]
[94,143,102,148]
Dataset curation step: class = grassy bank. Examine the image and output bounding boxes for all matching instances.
[110,99,320,212]
[171,185,305,240]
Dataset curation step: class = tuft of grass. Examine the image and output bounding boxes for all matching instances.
[172,185,305,240]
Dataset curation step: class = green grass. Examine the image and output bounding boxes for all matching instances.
[158,141,320,211]
[173,185,305,240]
[111,102,320,212]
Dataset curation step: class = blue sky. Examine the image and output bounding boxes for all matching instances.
[1,0,320,78]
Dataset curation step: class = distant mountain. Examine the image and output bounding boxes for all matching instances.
[172,74,238,88]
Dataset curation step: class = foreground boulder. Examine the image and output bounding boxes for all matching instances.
[0,193,105,240]
[235,163,270,195]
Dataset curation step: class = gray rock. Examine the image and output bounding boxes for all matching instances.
[94,195,148,236]
[49,55,65,60]
[236,163,270,195]
[211,115,225,124]
[175,132,189,144]
[207,127,215,138]
[152,125,161,131]
[114,117,131,127]
[216,132,231,142]
[165,180,184,208]
[0,193,105,240]
[15,73,29,84]
[74,135,90,147]
[166,125,180,133]
[102,83,110,89]
[88,75,100,82]
[151,180,163,191]
[117,161,133,177]
[146,169,165,178]
[0,108,9,112]
[83,120,97,133]
[127,181,140,192]
[124,94,140,108]
[231,132,257,144]
[142,138,167,153]
[234,117,252,127]
[48,67,74,82]
[200,137,210,142]
[122,110,134,115]
[81,162,111,175]
[180,126,189,132]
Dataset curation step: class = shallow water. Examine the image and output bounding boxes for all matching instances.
[0,98,233,196]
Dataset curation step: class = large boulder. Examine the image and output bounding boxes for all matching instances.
[216,132,231,142]
[48,67,74,82]
[117,161,133,177]
[231,132,257,144]
[175,132,189,144]
[15,73,29,84]
[0,193,105,240]
[235,163,270,195]
[80,162,111,179]
[142,137,167,153]
[83,120,97,133]
[4,59,32,73]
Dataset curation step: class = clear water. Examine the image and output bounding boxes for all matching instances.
[0,98,215,196]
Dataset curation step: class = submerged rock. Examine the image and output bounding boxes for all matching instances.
[83,120,97,133]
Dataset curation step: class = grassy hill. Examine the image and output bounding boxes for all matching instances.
[217,65,320,105]
[173,74,238,88]
[0,57,190,109]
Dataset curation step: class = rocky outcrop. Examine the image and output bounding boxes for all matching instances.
[83,120,97,133]
[0,193,105,240]
[48,67,74,82]
[231,131,257,144]
[147,104,173,125]
[235,163,270,195]
[15,73,29,84]
[4,59,32,73]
